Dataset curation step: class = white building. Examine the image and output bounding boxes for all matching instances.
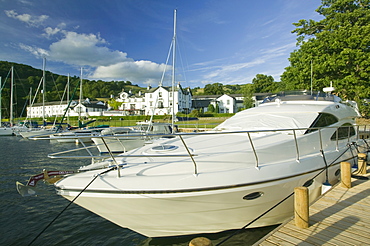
[27,99,108,118]
[192,94,245,113]
[117,84,192,116]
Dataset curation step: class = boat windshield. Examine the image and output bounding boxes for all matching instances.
[262,90,341,104]
[305,113,339,134]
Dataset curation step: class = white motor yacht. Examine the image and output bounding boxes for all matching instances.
[50,90,369,237]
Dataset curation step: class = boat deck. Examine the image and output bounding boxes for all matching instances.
[254,166,370,246]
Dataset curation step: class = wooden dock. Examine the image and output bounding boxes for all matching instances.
[254,167,370,246]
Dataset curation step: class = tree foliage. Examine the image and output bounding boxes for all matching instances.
[203,83,224,95]
[282,0,370,106]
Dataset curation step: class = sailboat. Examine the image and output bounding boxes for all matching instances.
[90,12,179,153]
[0,74,14,136]
[49,68,107,143]
[19,58,59,139]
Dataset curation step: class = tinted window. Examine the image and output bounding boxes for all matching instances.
[330,123,355,141]
[305,113,338,134]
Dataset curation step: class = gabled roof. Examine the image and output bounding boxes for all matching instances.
[192,95,220,100]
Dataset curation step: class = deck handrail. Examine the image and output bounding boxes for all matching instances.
[44,124,370,175]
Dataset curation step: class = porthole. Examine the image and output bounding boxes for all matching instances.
[303,179,314,187]
[335,169,341,177]
[243,192,263,200]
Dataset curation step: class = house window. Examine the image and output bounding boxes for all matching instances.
[159,92,162,97]
[227,100,230,105]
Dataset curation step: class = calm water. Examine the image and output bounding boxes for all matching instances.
[0,136,277,246]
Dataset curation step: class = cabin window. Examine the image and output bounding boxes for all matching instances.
[330,123,355,141]
[305,113,338,134]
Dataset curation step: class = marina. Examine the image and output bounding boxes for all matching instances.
[3,87,370,245]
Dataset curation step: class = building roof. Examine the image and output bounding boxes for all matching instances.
[192,99,212,108]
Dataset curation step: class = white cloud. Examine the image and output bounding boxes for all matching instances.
[48,31,130,67]
[201,58,265,81]
[19,43,49,57]
[18,29,169,85]
[5,10,48,27]
[43,27,61,38]
[92,61,170,85]
[7,11,173,85]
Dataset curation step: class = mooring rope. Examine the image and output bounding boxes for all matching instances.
[216,143,357,246]
[28,167,116,246]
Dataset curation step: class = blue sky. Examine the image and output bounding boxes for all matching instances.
[0,0,323,89]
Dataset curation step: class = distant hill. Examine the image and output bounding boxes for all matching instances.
[0,60,144,119]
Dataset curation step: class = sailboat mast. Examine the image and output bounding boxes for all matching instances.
[171,9,177,133]
[10,66,14,126]
[67,73,70,124]
[42,57,46,123]
[0,77,2,126]
[29,87,32,119]
[79,68,83,121]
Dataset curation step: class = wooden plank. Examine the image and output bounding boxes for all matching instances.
[259,240,279,246]
[255,170,370,246]
[304,215,370,244]
[311,202,370,221]
[309,206,370,229]
[314,196,370,213]
[280,224,347,245]
[264,235,296,246]
[322,189,370,205]
[270,231,316,245]
[309,215,370,240]
[284,221,358,245]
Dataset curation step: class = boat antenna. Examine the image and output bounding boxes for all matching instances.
[310,59,313,95]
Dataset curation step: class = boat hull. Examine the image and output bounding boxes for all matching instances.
[0,127,14,136]
[91,137,146,153]
[58,164,341,237]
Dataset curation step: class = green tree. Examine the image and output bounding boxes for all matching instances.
[282,0,370,105]
[242,83,255,109]
[108,98,122,110]
[189,109,200,117]
[207,104,215,113]
[252,74,278,93]
[204,83,224,95]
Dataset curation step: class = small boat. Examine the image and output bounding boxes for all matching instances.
[0,125,13,136]
[49,128,104,143]
[91,122,176,153]
[52,88,370,237]
[0,67,14,136]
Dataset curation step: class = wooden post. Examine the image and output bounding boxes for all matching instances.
[294,186,309,229]
[341,161,351,188]
[358,153,367,175]
[189,237,213,246]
